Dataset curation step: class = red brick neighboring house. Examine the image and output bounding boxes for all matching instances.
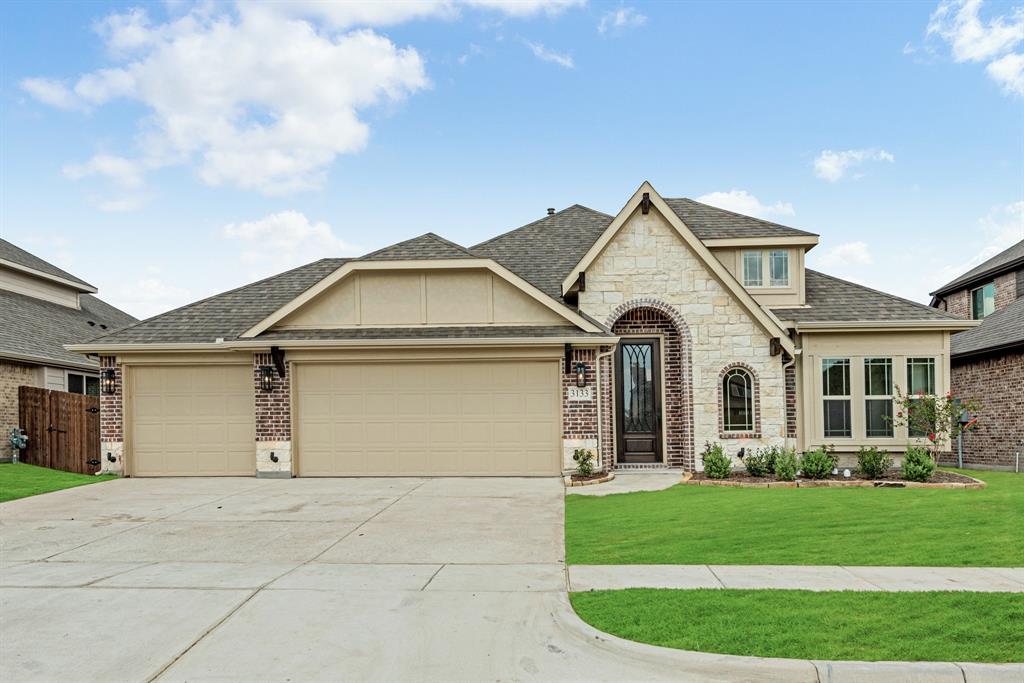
[930,239,1024,470]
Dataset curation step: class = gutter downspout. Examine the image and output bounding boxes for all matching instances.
[595,346,616,472]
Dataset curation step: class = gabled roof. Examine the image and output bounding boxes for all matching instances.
[772,270,968,326]
[950,296,1024,358]
[0,238,96,292]
[931,238,1024,298]
[360,232,477,261]
[662,198,818,240]
[472,205,612,299]
[83,259,346,345]
[0,289,135,369]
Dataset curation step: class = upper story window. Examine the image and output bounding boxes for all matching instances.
[722,367,754,432]
[971,282,995,319]
[742,250,790,289]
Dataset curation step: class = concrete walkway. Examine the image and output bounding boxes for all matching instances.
[570,564,1024,592]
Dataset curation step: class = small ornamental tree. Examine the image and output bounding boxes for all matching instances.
[888,388,980,463]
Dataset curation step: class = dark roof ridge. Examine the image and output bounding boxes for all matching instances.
[358,232,477,260]
[930,238,1024,297]
[668,197,819,238]
[85,257,347,344]
[806,269,962,320]
[471,204,612,250]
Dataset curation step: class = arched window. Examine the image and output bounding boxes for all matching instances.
[722,368,754,432]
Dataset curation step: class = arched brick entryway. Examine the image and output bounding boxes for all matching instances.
[607,300,695,470]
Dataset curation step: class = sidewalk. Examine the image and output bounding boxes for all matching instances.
[569,564,1024,592]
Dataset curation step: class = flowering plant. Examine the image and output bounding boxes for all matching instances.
[888,388,980,462]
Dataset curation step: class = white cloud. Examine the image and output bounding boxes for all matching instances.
[96,196,148,213]
[458,43,484,64]
[931,201,1024,290]
[813,148,895,182]
[110,277,193,319]
[598,7,647,34]
[271,0,583,27]
[812,241,874,269]
[63,154,145,188]
[695,190,795,219]
[19,78,81,111]
[222,211,361,276]
[524,40,574,68]
[925,0,1024,94]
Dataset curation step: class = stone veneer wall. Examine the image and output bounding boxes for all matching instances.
[98,356,124,474]
[0,361,38,437]
[944,350,1024,470]
[611,305,694,469]
[253,353,292,477]
[577,205,789,471]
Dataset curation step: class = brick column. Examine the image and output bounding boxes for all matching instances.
[99,356,124,474]
[562,347,602,473]
[254,352,292,477]
[785,360,798,439]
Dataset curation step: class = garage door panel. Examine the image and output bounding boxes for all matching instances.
[296,360,559,476]
[130,365,254,477]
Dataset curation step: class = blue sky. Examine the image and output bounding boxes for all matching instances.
[2,0,1022,318]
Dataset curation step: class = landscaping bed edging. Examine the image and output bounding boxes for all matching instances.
[680,472,986,490]
[565,472,616,487]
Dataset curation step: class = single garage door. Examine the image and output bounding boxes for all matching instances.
[129,365,254,476]
[295,360,560,476]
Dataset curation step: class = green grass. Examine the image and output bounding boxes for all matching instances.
[0,463,116,503]
[570,589,1024,662]
[566,470,1024,566]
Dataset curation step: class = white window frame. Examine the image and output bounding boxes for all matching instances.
[741,249,790,289]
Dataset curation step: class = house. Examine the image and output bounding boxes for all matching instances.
[69,182,974,478]
[0,238,136,439]
[929,238,1024,470]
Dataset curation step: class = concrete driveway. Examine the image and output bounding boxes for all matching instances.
[4,476,1004,683]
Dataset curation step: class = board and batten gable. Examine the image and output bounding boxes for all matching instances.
[274,268,570,330]
[576,204,790,467]
[0,264,81,308]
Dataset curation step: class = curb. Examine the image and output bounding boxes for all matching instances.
[564,471,616,487]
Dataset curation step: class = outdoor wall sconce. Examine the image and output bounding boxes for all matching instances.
[574,361,587,388]
[101,368,116,395]
[259,365,275,392]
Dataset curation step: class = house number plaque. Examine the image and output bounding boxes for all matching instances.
[567,386,593,401]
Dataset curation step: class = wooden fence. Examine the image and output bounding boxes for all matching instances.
[18,386,100,474]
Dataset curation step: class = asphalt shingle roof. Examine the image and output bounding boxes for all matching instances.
[0,290,135,367]
[931,238,1024,297]
[663,198,818,240]
[360,233,477,261]
[771,270,963,323]
[950,296,1024,357]
[89,259,346,344]
[0,238,95,289]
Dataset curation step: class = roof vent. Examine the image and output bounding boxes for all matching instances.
[87,321,96,326]
[547,208,555,216]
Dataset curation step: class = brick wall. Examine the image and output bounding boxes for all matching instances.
[99,356,122,442]
[0,361,38,436]
[253,353,290,441]
[941,270,1019,319]
[945,349,1024,469]
[611,304,695,469]
[784,360,797,439]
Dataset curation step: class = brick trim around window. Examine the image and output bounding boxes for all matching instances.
[718,361,762,439]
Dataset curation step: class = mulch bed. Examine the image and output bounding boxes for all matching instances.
[570,472,611,483]
[688,469,977,485]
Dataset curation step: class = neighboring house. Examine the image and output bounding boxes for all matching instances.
[0,238,136,438]
[70,182,973,478]
[930,239,1024,470]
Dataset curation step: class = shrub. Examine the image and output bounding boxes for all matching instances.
[901,445,936,482]
[701,442,732,479]
[572,449,595,477]
[773,448,798,481]
[743,448,772,477]
[799,446,837,480]
[857,447,894,479]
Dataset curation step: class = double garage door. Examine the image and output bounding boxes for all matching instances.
[128,360,560,477]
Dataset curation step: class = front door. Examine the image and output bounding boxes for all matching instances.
[615,338,662,463]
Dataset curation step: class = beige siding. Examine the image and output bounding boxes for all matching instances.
[128,364,254,476]
[798,330,951,452]
[709,246,806,306]
[294,359,560,476]
[0,265,80,308]
[43,367,66,391]
[276,269,568,329]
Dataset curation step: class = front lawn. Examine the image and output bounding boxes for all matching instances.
[571,589,1024,662]
[566,469,1024,566]
[0,463,116,503]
